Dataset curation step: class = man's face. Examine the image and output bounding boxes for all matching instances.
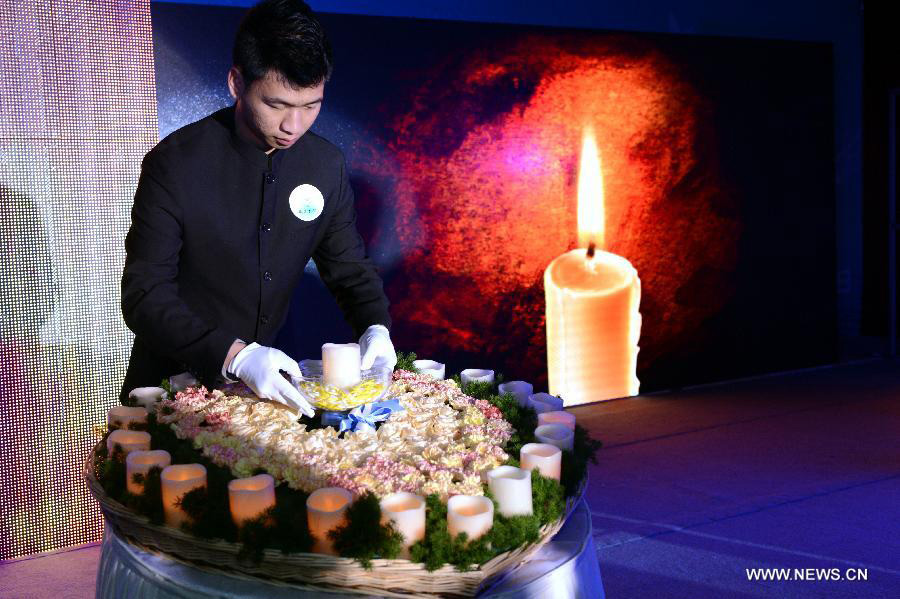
[228,68,324,151]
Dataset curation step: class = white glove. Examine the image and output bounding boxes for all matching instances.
[359,324,397,370]
[229,343,315,417]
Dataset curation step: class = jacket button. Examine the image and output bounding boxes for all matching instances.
[260,315,269,324]
[265,173,277,184]
[263,271,273,281]
[261,222,272,233]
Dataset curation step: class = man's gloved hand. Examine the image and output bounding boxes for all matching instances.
[229,342,315,417]
[359,324,397,370]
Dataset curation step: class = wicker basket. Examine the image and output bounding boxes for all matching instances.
[86,443,583,598]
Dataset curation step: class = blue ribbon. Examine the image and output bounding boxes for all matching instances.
[338,399,404,433]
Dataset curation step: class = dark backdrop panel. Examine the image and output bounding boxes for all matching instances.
[152,3,835,393]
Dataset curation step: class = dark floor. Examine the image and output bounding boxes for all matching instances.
[2,359,899,598]
[573,359,900,598]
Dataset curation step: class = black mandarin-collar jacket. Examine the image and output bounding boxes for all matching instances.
[120,107,391,396]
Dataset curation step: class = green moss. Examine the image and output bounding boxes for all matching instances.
[408,490,551,572]
[394,351,419,373]
[329,492,403,568]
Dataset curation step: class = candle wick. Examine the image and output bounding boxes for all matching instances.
[586,242,596,259]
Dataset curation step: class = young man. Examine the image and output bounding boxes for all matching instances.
[120,0,394,413]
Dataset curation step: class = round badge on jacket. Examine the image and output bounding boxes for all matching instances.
[288,184,324,222]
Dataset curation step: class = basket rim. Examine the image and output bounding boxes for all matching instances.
[85,437,584,588]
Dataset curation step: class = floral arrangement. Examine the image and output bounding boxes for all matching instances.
[156,370,513,500]
[96,353,602,571]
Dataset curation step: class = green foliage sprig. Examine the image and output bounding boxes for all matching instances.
[329,492,403,568]
[122,467,165,525]
[394,351,419,373]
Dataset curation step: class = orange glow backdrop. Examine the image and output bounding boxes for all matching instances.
[355,36,741,388]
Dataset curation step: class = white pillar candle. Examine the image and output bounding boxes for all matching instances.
[107,406,148,430]
[527,392,564,414]
[498,381,533,406]
[380,492,425,555]
[447,495,494,542]
[520,443,562,481]
[535,423,575,452]
[169,372,199,391]
[161,464,207,529]
[322,343,361,389]
[307,487,353,555]
[129,386,167,409]
[486,466,533,517]
[125,450,171,495]
[460,369,494,386]
[106,430,151,456]
[228,474,276,527]
[412,359,445,380]
[538,410,577,430]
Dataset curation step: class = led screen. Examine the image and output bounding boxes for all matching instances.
[0,0,157,559]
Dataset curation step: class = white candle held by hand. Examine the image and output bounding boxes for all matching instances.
[322,343,361,390]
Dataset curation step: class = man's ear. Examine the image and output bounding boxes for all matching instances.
[227,67,244,100]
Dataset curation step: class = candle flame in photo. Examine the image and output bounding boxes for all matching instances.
[577,128,605,250]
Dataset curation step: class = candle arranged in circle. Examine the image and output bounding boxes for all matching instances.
[228,474,276,527]
[128,386,167,410]
[460,369,495,386]
[535,423,575,452]
[161,464,207,529]
[487,465,533,517]
[520,443,562,481]
[107,406,148,430]
[544,128,641,406]
[498,381,533,407]
[527,392,564,414]
[307,487,353,555]
[125,449,171,495]
[447,495,494,542]
[537,410,577,430]
[106,429,151,456]
[412,359,445,380]
[380,492,426,555]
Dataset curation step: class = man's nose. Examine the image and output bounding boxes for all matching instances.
[281,109,303,135]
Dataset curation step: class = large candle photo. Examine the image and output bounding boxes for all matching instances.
[544,129,641,405]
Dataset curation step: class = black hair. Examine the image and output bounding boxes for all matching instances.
[233,0,333,88]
